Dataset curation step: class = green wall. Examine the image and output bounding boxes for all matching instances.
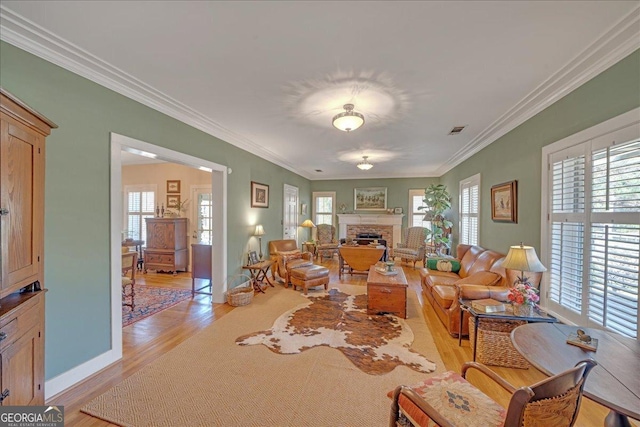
[441,50,640,255]
[0,42,310,379]
[310,177,439,229]
[2,38,638,386]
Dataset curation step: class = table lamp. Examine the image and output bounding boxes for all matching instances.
[254,224,265,260]
[501,243,547,286]
[301,219,315,243]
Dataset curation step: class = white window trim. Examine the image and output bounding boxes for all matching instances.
[312,191,336,226]
[540,107,640,328]
[459,174,481,246]
[408,189,428,228]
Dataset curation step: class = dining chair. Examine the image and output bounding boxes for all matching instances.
[122,251,138,309]
[389,359,597,427]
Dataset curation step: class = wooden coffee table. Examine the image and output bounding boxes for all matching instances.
[366,266,408,318]
[512,323,640,427]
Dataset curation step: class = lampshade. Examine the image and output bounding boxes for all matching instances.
[332,104,364,132]
[254,224,265,236]
[301,219,315,228]
[501,244,547,273]
[357,156,373,170]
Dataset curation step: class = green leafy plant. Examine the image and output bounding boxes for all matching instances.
[418,184,453,254]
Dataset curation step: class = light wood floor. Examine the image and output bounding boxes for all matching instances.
[53,259,631,426]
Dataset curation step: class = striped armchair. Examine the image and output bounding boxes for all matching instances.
[393,227,426,268]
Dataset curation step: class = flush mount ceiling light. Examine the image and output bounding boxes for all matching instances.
[332,104,365,132]
[357,156,373,170]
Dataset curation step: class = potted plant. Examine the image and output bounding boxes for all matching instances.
[418,184,453,255]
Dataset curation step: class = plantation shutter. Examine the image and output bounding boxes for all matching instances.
[459,175,480,246]
[546,125,639,338]
[126,188,156,241]
[588,138,640,338]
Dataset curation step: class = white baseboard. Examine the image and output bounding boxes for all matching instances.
[45,349,121,401]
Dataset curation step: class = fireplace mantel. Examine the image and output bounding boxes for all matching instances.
[337,214,404,247]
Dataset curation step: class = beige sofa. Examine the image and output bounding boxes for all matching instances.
[420,244,541,337]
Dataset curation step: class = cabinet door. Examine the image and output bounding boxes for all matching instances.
[0,325,44,406]
[0,114,44,296]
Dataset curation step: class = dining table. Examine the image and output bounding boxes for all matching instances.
[512,323,640,427]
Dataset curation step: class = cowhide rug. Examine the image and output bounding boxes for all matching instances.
[236,289,437,375]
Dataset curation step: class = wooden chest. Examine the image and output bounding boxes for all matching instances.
[144,218,188,274]
[366,266,408,318]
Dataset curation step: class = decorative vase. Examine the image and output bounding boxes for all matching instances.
[513,303,534,317]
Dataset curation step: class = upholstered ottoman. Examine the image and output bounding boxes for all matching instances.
[285,258,314,286]
[289,265,330,295]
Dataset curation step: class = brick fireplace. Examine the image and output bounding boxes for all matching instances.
[337,214,404,249]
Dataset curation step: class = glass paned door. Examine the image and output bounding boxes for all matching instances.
[192,186,213,244]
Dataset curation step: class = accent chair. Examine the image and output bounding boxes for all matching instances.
[316,224,339,260]
[268,239,314,284]
[389,359,597,427]
[393,227,426,268]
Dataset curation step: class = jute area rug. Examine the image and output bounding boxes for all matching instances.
[82,283,445,426]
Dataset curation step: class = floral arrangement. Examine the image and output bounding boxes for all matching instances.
[508,282,540,306]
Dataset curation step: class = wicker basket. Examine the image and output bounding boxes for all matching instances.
[225,274,254,306]
[469,317,530,369]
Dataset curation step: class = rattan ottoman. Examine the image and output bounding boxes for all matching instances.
[469,317,530,369]
[289,265,330,295]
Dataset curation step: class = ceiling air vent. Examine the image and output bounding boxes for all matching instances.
[448,125,466,135]
[315,169,323,173]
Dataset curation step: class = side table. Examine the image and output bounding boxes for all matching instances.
[243,260,275,293]
[459,299,557,367]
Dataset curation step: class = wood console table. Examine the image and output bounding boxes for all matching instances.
[366,266,408,318]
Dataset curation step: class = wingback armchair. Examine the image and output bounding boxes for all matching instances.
[316,224,339,260]
[268,239,313,284]
[393,227,426,268]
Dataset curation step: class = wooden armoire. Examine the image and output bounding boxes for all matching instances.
[144,218,188,274]
[0,88,56,405]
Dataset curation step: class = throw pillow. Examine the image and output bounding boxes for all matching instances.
[427,258,461,273]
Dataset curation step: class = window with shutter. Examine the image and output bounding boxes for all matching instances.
[313,192,335,226]
[124,185,156,242]
[543,117,639,339]
[409,189,431,230]
[459,174,480,246]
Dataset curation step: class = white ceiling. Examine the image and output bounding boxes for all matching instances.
[1,2,638,178]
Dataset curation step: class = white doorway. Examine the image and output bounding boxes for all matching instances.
[110,132,228,362]
[283,184,298,241]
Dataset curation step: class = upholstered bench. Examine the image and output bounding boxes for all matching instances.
[289,265,330,295]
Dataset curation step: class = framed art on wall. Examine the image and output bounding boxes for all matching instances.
[354,187,387,210]
[167,180,181,193]
[301,203,308,215]
[491,180,517,222]
[167,194,181,208]
[251,181,269,208]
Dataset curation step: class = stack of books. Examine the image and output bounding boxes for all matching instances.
[471,298,506,313]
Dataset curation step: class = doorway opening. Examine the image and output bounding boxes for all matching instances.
[110,132,227,359]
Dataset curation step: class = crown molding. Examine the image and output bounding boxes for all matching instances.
[436,5,640,176]
[0,5,310,180]
[1,5,637,181]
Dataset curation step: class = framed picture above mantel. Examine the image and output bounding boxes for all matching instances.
[354,187,387,211]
